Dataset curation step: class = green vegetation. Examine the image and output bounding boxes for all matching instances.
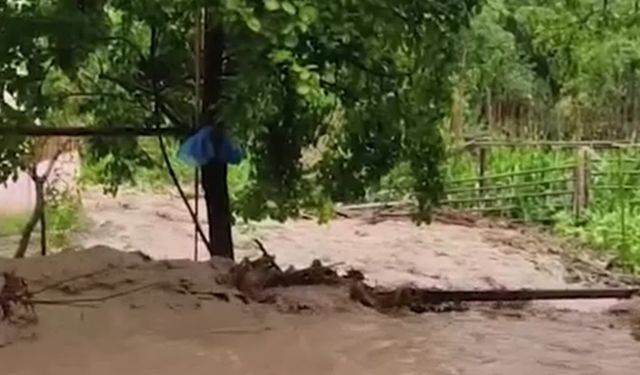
[45,193,85,249]
[0,195,83,250]
[0,214,29,238]
[372,147,640,273]
[450,0,640,140]
[80,139,252,200]
[2,0,640,265]
[439,0,640,272]
[1,0,476,257]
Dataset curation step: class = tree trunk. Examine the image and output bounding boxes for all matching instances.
[14,174,44,259]
[450,82,464,142]
[201,15,234,260]
[485,87,493,131]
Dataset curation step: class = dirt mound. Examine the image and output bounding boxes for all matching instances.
[0,245,370,347]
[0,243,470,333]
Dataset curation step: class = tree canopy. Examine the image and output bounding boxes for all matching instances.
[457,0,640,139]
[0,0,479,227]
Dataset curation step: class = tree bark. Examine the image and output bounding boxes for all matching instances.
[14,147,66,259]
[201,15,234,260]
[14,172,45,259]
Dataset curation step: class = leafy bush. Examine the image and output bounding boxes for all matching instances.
[46,193,84,249]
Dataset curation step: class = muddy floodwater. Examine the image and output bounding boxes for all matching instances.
[1,191,639,374]
[1,305,638,375]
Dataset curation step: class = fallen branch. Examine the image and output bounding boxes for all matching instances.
[362,286,640,304]
[31,283,159,305]
[253,239,282,273]
[31,267,114,295]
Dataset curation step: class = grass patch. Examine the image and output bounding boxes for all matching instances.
[0,194,84,252]
[0,213,29,237]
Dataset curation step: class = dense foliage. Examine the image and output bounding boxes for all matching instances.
[455,0,640,140]
[0,0,478,224]
[4,0,640,263]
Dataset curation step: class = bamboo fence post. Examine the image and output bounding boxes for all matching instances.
[618,151,627,245]
[573,147,590,220]
[478,147,487,202]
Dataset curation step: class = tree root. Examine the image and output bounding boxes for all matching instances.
[1,272,37,323]
[1,271,162,325]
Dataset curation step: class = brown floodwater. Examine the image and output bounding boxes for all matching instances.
[1,192,638,374]
[1,305,638,375]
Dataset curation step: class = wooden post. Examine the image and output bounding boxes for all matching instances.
[573,147,590,220]
[617,151,626,245]
[478,147,487,200]
[193,6,204,262]
[40,191,47,256]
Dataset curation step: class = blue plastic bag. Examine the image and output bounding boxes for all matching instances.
[178,127,243,166]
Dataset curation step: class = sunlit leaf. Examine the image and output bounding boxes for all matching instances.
[281,1,296,15]
[264,0,280,11]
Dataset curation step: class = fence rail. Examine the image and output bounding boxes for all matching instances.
[443,146,640,220]
[445,178,570,195]
[444,190,573,206]
[449,164,576,185]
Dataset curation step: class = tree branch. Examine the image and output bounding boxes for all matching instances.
[14,140,72,258]
[99,74,189,128]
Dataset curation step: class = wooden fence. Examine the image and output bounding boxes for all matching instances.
[443,143,640,223]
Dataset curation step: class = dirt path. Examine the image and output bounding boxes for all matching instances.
[1,190,639,374]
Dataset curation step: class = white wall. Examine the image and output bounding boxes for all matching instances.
[0,151,80,216]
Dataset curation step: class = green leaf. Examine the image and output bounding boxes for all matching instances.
[264,0,280,11]
[299,5,318,24]
[270,49,293,63]
[296,84,311,95]
[246,16,262,32]
[284,33,299,48]
[281,2,296,15]
[299,69,311,81]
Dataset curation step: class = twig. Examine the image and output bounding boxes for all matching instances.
[253,239,282,272]
[326,262,346,269]
[208,326,272,335]
[32,301,99,309]
[31,283,158,305]
[31,267,114,295]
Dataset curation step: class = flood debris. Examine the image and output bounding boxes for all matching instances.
[216,253,468,313]
[0,272,37,323]
[216,242,469,314]
[216,241,640,315]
